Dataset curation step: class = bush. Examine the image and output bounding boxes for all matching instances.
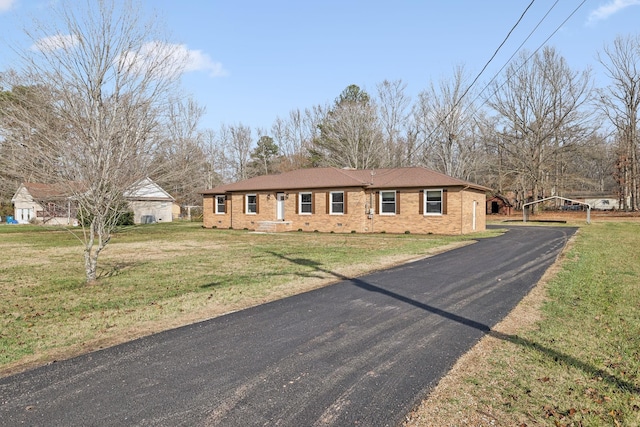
[0,202,13,219]
[77,201,134,227]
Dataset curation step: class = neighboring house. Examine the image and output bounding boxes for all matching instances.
[11,182,78,225]
[201,167,490,235]
[11,178,174,225]
[123,177,175,224]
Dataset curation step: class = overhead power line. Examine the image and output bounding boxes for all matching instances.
[404,0,589,166]
[404,0,536,163]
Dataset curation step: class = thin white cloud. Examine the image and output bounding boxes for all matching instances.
[587,0,640,25]
[30,34,79,52]
[0,0,16,13]
[184,48,228,77]
[120,42,227,79]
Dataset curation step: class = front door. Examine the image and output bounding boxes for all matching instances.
[276,193,285,220]
[17,208,33,223]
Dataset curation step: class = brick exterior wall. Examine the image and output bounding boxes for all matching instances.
[203,186,486,235]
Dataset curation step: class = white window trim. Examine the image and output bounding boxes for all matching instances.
[215,195,226,214]
[299,192,312,215]
[379,190,396,216]
[246,194,257,215]
[329,191,344,215]
[424,189,443,216]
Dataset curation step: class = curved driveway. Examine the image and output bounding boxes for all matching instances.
[0,225,576,426]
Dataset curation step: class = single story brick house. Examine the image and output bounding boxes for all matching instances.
[201,167,490,235]
[11,178,176,225]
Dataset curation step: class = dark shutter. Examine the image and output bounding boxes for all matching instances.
[419,190,424,215]
[396,191,401,214]
[326,192,330,214]
[344,191,348,214]
[375,192,380,214]
[442,189,448,214]
[256,194,260,214]
[225,195,229,214]
[243,194,246,213]
[312,193,316,214]
[295,193,299,214]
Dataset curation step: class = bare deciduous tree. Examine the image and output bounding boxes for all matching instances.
[314,85,383,169]
[2,0,186,282]
[486,47,593,207]
[597,34,640,211]
[155,97,207,206]
[376,79,414,167]
[201,129,228,187]
[220,123,253,181]
[414,66,479,179]
[271,106,325,172]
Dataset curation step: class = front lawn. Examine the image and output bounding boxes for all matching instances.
[0,222,490,375]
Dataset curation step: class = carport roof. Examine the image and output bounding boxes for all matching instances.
[201,167,491,194]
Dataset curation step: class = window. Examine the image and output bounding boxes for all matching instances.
[246,194,257,214]
[215,195,226,214]
[330,191,344,214]
[380,191,396,215]
[299,192,312,214]
[425,189,443,215]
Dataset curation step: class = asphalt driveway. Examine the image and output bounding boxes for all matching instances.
[0,225,577,426]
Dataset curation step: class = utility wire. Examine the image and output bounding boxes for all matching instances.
[403,0,536,163]
[404,0,589,166]
[475,0,588,112]
[470,0,561,108]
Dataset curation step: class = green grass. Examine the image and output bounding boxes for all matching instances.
[0,222,494,373]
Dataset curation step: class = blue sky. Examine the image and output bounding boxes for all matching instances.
[1,0,640,132]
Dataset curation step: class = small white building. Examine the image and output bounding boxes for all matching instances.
[123,178,175,224]
[569,193,622,211]
[11,178,175,225]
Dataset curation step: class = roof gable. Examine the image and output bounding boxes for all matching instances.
[11,182,72,202]
[123,178,174,201]
[12,178,174,202]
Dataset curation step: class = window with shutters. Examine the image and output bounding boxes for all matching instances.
[380,190,396,215]
[330,191,344,214]
[299,192,312,214]
[215,195,226,214]
[424,189,443,215]
[246,194,257,214]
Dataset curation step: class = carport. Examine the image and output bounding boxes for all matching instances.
[523,196,591,224]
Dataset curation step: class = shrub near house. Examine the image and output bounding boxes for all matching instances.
[201,167,490,235]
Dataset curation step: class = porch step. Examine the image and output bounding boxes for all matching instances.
[255,221,292,233]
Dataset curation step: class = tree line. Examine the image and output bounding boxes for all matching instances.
[3,37,640,213]
[139,37,638,213]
